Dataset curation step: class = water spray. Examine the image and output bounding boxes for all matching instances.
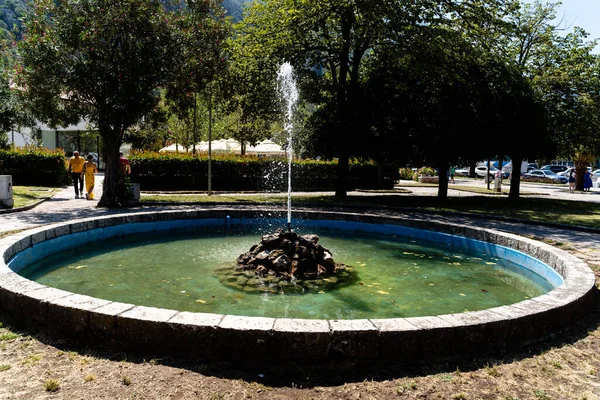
[277,62,299,234]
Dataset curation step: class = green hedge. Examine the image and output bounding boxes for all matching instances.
[129,152,396,191]
[0,147,70,186]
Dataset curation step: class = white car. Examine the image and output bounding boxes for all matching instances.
[454,168,469,176]
[474,166,499,178]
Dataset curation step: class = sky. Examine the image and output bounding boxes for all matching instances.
[544,0,600,51]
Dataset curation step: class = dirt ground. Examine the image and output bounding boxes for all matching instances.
[1,238,600,400]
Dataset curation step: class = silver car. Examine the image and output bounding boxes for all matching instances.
[523,169,568,183]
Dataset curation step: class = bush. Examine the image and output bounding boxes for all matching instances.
[413,167,437,181]
[129,152,396,191]
[398,167,414,180]
[0,147,70,186]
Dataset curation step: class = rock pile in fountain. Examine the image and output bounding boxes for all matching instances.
[236,228,347,280]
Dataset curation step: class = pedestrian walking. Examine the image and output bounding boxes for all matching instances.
[569,169,576,193]
[119,152,131,175]
[67,151,85,199]
[83,154,98,200]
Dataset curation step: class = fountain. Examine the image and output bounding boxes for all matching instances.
[278,62,299,232]
[227,63,354,291]
[0,65,596,363]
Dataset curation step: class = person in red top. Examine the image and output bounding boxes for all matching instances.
[119,152,131,175]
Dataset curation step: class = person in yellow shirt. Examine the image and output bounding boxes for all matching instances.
[83,155,98,200]
[67,151,85,199]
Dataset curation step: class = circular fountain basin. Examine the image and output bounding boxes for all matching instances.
[0,209,595,361]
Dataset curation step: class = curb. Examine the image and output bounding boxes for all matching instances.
[0,197,52,215]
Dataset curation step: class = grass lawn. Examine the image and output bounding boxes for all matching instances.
[142,193,600,229]
[12,186,57,208]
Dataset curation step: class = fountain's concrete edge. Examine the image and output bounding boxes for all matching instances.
[0,209,596,362]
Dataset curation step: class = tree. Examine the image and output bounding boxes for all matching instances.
[0,36,33,148]
[18,0,224,206]
[235,0,522,197]
[534,30,600,191]
[165,0,228,155]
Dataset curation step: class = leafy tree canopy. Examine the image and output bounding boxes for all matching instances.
[18,0,226,206]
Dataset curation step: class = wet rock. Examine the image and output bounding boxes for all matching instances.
[272,255,292,272]
[234,228,347,282]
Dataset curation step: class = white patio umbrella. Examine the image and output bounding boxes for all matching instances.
[246,139,285,156]
[159,143,189,153]
[194,138,241,154]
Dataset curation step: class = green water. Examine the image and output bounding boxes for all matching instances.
[20,226,553,319]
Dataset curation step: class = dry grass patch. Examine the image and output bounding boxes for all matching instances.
[44,378,60,392]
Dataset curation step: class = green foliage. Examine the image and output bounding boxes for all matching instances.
[0,147,69,186]
[0,0,29,40]
[398,168,414,181]
[129,152,393,191]
[413,167,437,181]
[17,0,227,207]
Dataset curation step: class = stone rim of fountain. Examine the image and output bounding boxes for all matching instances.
[0,208,595,362]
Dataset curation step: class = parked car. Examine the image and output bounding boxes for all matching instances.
[540,165,569,174]
[474,166,500,178]
[523,169,568,184]
[454,167,469,176]
[526,163,538,173]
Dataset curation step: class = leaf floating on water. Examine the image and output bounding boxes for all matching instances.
[481,289,488,293]
[69,265,87,270]
[377,290,389,295]
[318,290,325,294]
[459,293,466,296]
[485,262,497,265]
[403,252,414,255]
[429,283,435,286]
[180,291,186,293]
[195,300,206,303]
[358,282,364,285]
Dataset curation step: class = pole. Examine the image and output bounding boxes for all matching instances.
[192,92,197,155]
[487,158,491,190]
[208,89,212,196]
[10,125,14,149]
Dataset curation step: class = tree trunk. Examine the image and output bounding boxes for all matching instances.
[437,161,448,201]
[335,148,349,198]
[469,161,476,178]
[575,165,586,191]
[334,9,352,199]
[509,155,523,201]
[97,125,122,208]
